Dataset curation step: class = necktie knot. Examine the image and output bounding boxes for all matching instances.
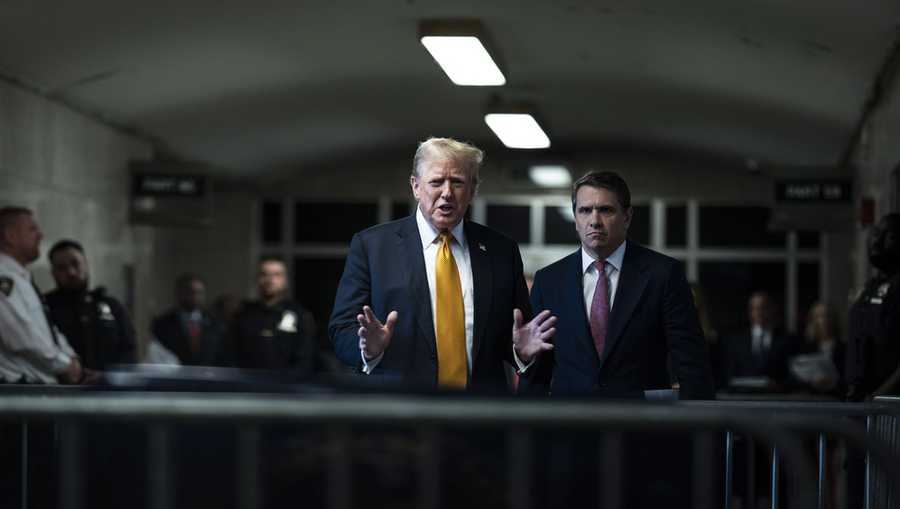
[439,232,454,246]
[594,259,607,275]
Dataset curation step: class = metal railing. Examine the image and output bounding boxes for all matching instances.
[2,388,900,509]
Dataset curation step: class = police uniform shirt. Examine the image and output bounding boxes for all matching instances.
[0,252,77,383]
[231,299,316,373]
[45,287,137,370]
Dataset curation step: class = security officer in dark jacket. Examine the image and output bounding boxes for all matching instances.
[45,239,137,371]
[846,213,900,401]
[226,256,317,376]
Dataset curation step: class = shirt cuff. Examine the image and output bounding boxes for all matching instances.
[50,351,73,374]
[360,350,384,374]
[512,346,535,374]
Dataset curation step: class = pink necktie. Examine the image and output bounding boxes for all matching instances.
[589,260,610,360]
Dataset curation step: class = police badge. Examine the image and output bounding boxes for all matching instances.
[871,282,890,305]
[277,310,298,333]
[0,276,12,296]
[98,302,116,321]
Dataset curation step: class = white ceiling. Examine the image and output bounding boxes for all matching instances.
[1,0,898,176]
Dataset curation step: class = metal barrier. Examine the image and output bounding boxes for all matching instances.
[2,389,900,509]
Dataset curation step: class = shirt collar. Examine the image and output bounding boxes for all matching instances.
[415,207,466,250]
[0,252,29,279]
[581,240,626,275]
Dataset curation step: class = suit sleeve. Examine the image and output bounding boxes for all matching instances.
[663,263,715,400]
[516,270,553,396]
[328,233,369,369]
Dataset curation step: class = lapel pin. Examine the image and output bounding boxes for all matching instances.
[478,243,487,252]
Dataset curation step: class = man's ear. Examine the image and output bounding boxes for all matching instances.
[410,175,420,200]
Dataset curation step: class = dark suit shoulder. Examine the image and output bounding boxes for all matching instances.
[534,250,580,280]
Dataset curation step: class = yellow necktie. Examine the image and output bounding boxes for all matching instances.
[435,232,467,388]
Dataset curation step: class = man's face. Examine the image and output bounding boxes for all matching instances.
[257,261,287,300]
[50,247,89,291]
[178,279,206,310]
[573,185,632,259]
[410,159,475,232]
[3,213,43,264]
[868,215,900,273]
[749,294,771,328]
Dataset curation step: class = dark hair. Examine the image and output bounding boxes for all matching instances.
[48,239,85,262]
[571,171,631,211]
[0,207,33,237]
[175,273,203,292]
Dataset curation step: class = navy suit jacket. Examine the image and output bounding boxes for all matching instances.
[519,242,714,400]
[328,216,531,390]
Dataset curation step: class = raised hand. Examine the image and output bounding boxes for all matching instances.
[357,306,398,360]
[512,309,556,363]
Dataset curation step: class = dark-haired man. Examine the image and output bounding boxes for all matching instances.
[0,207,82,383]
[517,170,713,398]
[45,239,137,371]
[227,257,317,375]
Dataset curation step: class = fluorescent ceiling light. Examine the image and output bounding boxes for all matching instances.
[420,36,506,86]
[529,165,572,187]
[484,113,551,149]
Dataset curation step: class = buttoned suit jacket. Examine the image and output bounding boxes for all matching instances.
[328,216,531,390]
[519,242,714,400]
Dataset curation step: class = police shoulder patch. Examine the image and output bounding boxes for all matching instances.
[0,276,13,297]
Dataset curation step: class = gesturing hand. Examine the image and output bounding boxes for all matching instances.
[512,309,557,363]
[357,306,398,360]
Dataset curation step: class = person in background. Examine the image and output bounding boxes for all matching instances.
[227,256,317,376]
[721,291,796,391]
[151,273,223,366]
[45,239,137,373]
[791,301,845,396]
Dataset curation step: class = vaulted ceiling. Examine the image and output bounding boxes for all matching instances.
[1,0,898,176]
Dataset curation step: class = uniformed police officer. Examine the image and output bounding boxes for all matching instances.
[846,213,900,401]
[226,256,317,376]
[45,239,137,372]
[0,207,82,384]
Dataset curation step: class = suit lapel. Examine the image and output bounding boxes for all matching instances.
[397,218,437,358]
[466,222,492,368]
[598,244,649,371]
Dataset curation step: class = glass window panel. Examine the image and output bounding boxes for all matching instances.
[294,202,377,244]
[292,257,348,344]
[666,205,687,248]
[698,261,785,335]
[261,201,283,244]
[629,205,650,246]
[797,230,821,249]
[392,201,412,220]
[544,205,578,245]
[699,206,785,248]
[486,205,530,243]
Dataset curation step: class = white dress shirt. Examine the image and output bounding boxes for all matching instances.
[515,241,627,372]
[362,209,475,374]
[0,252,76,383]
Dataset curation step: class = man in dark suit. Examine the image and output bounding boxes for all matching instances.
[151,274,223,366]
[516,171,713,399]
[328,137,555,391]
[514,171,713,509]
[721,291,796,391]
